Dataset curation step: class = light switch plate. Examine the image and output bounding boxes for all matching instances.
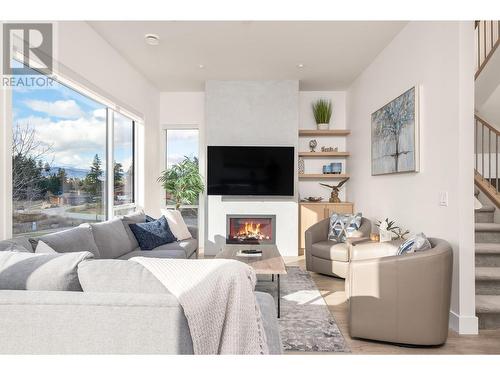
[439,191,448,207]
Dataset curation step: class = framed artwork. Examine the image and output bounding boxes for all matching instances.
[371,86,419,176]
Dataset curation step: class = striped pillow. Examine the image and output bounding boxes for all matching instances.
[397,232,432,255]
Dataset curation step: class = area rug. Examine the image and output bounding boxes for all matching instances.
[255,266,350,353]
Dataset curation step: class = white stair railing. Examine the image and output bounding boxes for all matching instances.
[475,114,500,196]
[475,20,500,79]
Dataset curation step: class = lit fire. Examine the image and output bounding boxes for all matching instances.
[232,221,270,241]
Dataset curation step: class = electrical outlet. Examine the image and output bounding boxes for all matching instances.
[439,191,448,207]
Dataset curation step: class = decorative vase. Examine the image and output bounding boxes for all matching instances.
[298,157,305,174]
[379,230,393,242]
[317,123,329,130]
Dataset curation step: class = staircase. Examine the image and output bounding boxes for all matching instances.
[474,21,500,330]
[475,188,500,329]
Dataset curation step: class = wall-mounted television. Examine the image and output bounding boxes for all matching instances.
[207,146,294,196]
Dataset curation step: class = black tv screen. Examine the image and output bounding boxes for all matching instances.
[207,146,294,196]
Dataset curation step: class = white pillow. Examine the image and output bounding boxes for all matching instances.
[35,240,57,253]
[160,209,192,241]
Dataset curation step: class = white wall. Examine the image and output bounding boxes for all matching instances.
[205,81,299,256]
[299,91,348,202]
[346,21,476,333]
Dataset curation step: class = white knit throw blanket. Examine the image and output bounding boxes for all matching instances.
[130,257,269,355]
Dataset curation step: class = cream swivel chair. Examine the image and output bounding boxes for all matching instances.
[305,217,372,278]
[347,238,453,346]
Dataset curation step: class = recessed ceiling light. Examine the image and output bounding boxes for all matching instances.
[144,34,160,46]
[297,63,305,68]
[198,64,205,69]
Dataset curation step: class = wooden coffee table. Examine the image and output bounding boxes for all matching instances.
[216,244,287,317]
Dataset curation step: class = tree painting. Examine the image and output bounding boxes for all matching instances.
[371,87,417,175]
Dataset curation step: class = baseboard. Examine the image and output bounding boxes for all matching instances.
[449,310,479,334]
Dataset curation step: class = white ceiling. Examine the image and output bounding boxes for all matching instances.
[88,21,407,91]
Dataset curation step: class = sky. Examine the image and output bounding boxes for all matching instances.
[12,63,133,173]
[166,129,199,168]
[12,62,195,174]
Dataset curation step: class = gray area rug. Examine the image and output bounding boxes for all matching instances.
[256,266,350,353]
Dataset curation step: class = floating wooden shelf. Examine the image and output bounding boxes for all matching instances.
[299,201,353,205]
[299,174,349,180]
[299,129,350,136]
[299,151,350,157]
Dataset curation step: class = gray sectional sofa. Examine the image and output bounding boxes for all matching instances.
[0,212,282,354]
[16,211,199,260]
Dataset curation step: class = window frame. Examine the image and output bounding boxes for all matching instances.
[4,57,142,238]
[161,125,204,245]
[163,127,200,210]
[109,111,137,218]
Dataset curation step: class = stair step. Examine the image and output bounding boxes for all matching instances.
[476,267,500,295]
[475,223,500,243]
[476,243,500,266]
[475,187,480,197]
[475,223,500,232]
[476,295,500,329]
[476,243,500,254]
[476,267,500,280]
[475,206,495,223]
[475,206,496,213]
[476,295,500,313]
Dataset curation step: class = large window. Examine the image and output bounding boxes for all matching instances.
[165,129,199,228]
[11,67,137,236]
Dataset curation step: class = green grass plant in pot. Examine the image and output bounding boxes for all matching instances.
[312,99,333,130]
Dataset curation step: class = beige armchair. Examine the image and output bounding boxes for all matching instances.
[347,238,453,346]
[305,217,372,278]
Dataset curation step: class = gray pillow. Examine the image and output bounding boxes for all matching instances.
[0,237,33,252]
[90,218,133,259]
[30,226,100,258]
[121,211,146,251]
[0,251,94,291]
[77,259,168,294]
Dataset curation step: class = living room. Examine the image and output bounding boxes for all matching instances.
[1,1,500,372]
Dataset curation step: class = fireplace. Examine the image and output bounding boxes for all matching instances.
[226,215,276,245]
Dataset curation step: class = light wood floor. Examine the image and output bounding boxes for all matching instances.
[284,256,500,354]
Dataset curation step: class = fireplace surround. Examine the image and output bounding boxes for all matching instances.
[226,214,276,245]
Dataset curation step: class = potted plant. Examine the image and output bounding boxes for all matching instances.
[158,156,204,210]
[376,218,398,242]
[312,99,333,130]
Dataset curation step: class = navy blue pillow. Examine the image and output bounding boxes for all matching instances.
[145,215,156,223]
[129,216,177,250]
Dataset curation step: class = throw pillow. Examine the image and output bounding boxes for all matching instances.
[129,216,177,250]
[78,260,169,294]
[161,209,192,240]
[397,232,432,255]
[328,212,362,243]
[0,237,33,252]
[0,251,94,291]
[90,218,133,259]
[30,226,100,258]
[121,210,146,250]
[35,240,57,253]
